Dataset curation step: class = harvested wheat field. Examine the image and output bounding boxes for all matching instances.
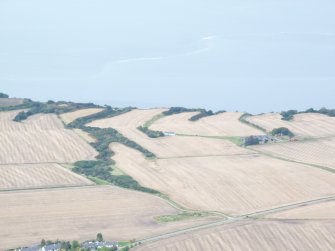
[126,134,252,158]
[268,200,335,219]
[0,98,24,107]
[89,109,252,158]
[59,108,103,124]
[0,110,97,164]
[134,220,335,251]
[247,112,335,138]
[112,144,335,215]
[0,163,93,190]
[252,137,335,170]
[0,186,218,250]
[150,111,263,136]
[73,128,96,143]
[88,108,167,130]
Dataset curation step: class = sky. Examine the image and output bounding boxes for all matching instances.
[1,0,335,113]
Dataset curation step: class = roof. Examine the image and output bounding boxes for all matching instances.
[42,243,62,251]
[19,246,40,251]
[81,241,118,249]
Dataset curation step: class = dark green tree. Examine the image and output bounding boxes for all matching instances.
[71,240,80,249]
[61,241,71,250]
[0,93,9,98]
[40,239,46,247]
[97,233,104,242]
[271,127,294,138]
[280,110,298,121]
[244,136,261,146]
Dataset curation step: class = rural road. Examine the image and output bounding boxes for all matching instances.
[135,195,335,246]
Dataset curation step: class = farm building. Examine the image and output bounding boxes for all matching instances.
[81,241,118,250]
[163,131,176,136]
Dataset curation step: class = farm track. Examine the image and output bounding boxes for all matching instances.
[157,152,257,160]
[0,183,95,193]
[0,162,70,166]
[135,195,335,247]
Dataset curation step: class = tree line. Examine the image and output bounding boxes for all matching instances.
[281,107,335,121]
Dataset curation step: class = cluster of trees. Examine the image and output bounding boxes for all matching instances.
[306,107,335,117]
[0,98,35,112]
[244,136,261,146]
[163,107,200,116]
[38,233,118,251]
[239,113,267,132]
[67,106,133,128]
[87,126,156,160]
[163,107,226,121]
[271,127,294,138]
[8,98,157,193]
[73,160,159,194]
[137,125,164,138]
[65,105,159,194]
[13,100,101,122]
[39,239,81,251]
[280,110,298,121]
[0,92,9,98]
[281,107,335,121]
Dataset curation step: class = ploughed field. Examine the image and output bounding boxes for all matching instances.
[112,144,335,215]
[252,137,335,170]
[88,109,254,158]
[0,186,217,250]
[134,220,335,251]
[0,110,97,164]
[0,163,93,190]
[1,106,335,250]
[150,111,263,136]
[246,112,335,138]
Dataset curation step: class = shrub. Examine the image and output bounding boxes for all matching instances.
[137,126,164,138]
[244,136,261,146]
[271,127,294,138]
[280,110,298,121]
[0,93,9,98]
[163,107,201,116]
[12,100,101,122]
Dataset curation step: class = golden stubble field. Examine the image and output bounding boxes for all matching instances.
[88,109,254,158]
[134,220,335,251]
[0,110,98,164]
[251,137,335,170]
[0,186,218,250]
[0,163,93,190]
[2,106,335,251]
[267,200,335,219]
[246,112,335,138]
[111,143,335,215]
[150,111,263,136]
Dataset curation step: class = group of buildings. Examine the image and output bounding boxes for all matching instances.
[17,241,119,251]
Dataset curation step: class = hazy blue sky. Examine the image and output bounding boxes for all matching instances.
[1,0,335,113]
